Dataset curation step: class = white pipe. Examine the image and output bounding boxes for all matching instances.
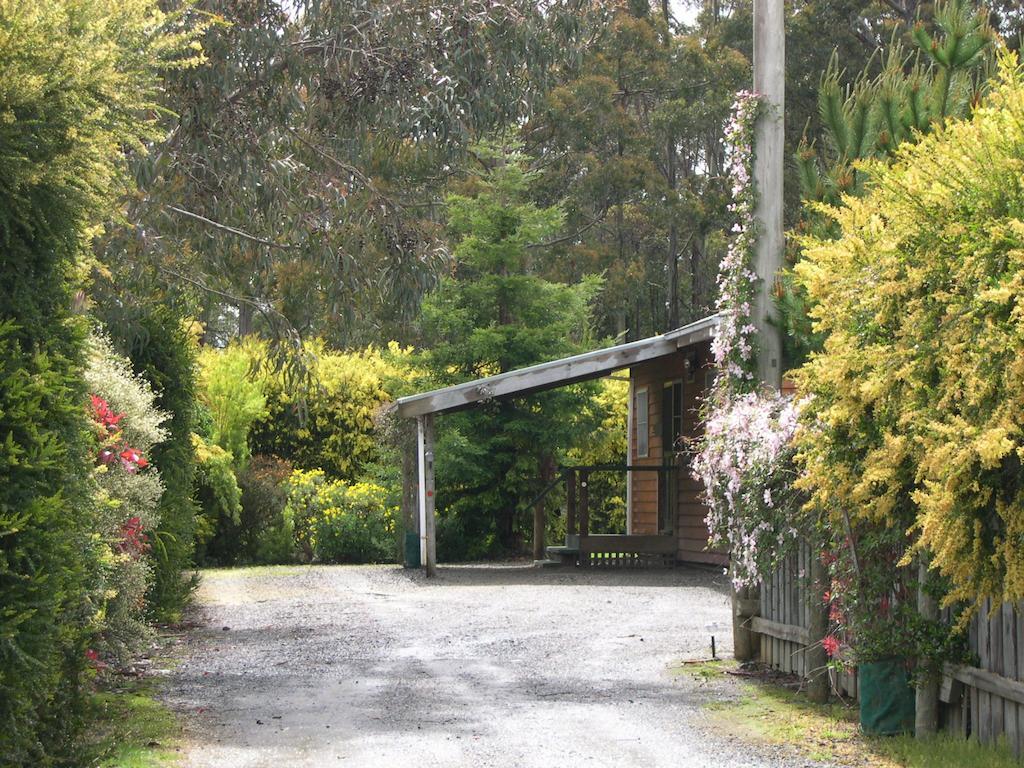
[417,416,427,566]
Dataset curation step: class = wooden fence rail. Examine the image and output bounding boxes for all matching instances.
[750,553,1024,755]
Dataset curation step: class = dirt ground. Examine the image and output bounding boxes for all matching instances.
[163,564,829,767]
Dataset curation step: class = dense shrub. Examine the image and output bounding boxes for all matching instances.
[793,54,1024,612]
[192,434,242,565]
[0,1,198,761]
[237,455,294,564]
[250,341,410,481]
[84,333,169,659]
[284,470,397,564]
[112,306,201,621]
[197,342,267,469]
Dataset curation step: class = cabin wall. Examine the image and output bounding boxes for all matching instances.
[628,344,726,566]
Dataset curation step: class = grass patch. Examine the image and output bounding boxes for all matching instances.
[684,661,1019,768]
[78,676,184,768]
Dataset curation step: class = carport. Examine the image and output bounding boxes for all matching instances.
[394,314,721,576]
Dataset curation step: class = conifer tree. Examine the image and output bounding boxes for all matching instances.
[420,145,602,556]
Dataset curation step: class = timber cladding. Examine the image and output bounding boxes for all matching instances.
[629,342,726,566]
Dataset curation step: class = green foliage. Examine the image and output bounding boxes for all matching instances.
[284,470,397,564]
[119,0,604,351]
[421,146,604,557]
[249,341,412,480]
[528,3,747,336]
[197,342,266,469]
[236,455,294,565]
[793,53,1024,614]
[781,0,995,368]
[85,332,170,660]
[192,434,242,565]
[0,1,199,761]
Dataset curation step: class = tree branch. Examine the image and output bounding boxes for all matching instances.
[165,205,299,251]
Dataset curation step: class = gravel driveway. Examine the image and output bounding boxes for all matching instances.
[164,564,826,767]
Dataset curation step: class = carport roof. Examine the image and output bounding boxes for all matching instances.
[395,313,720,418]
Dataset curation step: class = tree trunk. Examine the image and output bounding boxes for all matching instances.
[532,455,554,561]
[237,301,254,337]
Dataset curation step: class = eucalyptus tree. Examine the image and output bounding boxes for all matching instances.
[102,0,610,351]
[525,0,746,339]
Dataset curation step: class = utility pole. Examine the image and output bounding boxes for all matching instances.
[734,0,787,667]
[752,0,784,388]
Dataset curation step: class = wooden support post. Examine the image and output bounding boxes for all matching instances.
[566,470,577,540]
[417,414,437,577]
[533,456,553,561]
[400,422,418,567]
[423,414,437,577]
[806,552,830,703]
[916,556,939,737]
[579,470,590,537]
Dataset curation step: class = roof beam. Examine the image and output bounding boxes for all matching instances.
[395,314,719,419]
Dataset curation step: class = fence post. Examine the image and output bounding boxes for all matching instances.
[733,581,760,662]
[806,551,830,703]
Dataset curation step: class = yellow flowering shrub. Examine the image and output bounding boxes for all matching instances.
[284,469,397,563]
[794,53,1024,610]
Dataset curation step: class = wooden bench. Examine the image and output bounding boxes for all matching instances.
[548,534,676,568]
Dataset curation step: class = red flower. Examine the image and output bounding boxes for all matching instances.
[118,448,148,474]
[822,635,841,658]
[117,516,150,557]
[89,394,124,434]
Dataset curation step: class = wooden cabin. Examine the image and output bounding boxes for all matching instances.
[626,339,725,566]
[395,314,726,573]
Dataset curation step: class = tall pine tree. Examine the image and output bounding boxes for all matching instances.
[420,145,602,556]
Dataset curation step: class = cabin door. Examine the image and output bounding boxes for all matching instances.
[659,380,683,534]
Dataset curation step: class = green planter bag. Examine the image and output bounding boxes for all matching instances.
[404,531,421,568]
[858,658,916,735]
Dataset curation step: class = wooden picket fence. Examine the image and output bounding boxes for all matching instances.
[942,598,1024,756]
[749,556,1024,755]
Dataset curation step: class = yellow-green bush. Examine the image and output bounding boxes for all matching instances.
[249,340,414,480]
[284,470,397,564]
[793,52,1024,611]
[197,342,267,468]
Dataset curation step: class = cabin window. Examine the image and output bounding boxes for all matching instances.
[635,387,649,458]
[704,368,717,393]
[663,379,683,452]
[659,380,684,534]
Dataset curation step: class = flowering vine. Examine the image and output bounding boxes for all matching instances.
[692,90,807,589]
[709,90,762,394]
[692,389,803,588]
